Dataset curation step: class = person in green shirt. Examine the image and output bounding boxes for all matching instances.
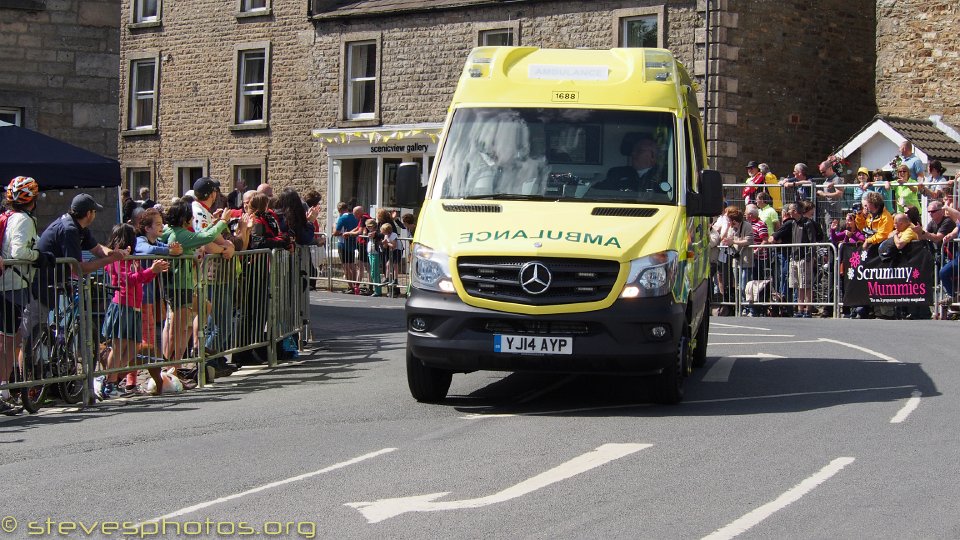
[160,200,230,365]
[893,164,920,213]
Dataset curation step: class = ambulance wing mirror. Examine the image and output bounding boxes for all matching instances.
[395,162,423,208]
[690,169,724,217]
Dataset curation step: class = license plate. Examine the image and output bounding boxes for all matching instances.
[494,335,573,355]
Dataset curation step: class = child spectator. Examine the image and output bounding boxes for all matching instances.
[365,219,383,297]
[98,224,169,399]
[132,208,182,394]
[829,212,865,245]
[161,201,230,376]
[380,222,401,293]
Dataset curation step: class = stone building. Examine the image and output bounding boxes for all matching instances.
[0,0,121,237]
[115,0,955,228]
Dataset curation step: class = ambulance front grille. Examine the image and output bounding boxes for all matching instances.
[457,257,620,305]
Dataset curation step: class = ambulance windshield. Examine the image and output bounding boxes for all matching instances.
[433,107,676,204]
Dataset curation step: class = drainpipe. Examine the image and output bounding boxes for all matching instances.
[704,0,713,169]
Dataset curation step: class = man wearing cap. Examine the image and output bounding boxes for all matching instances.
[743,161,765,205]
[189,177,237,374]
[22,194,126,381]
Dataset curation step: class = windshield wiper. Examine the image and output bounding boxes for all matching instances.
[462,194,555,201]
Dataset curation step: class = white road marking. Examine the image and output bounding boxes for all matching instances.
[890,390,922,423]
[701,457,856,540]
[817,338,900,363]
[346,443,651,523]
[142,448,396,523]
[702,356,736,383]
[710,333,795,337]
[709,340,824,346]
[458,385,915,419]
[702,353,786,383]
[711,322,771,331]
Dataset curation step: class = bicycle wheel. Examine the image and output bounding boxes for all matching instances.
[21,325,53,413]
[56,339,85,405]
[20,384,47,414]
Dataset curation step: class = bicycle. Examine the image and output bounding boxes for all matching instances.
[19,282,87,413]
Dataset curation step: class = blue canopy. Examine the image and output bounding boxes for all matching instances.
[0,124,120,189]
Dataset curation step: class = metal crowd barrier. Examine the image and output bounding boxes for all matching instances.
[0,247,316,412]
[935,238,959,318]
[321,235,411,297]
[712,242,839,317]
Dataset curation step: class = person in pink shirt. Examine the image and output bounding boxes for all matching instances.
[96,224,169,399]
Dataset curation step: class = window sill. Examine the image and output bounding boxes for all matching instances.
[236,8,271,19]
[127,21,162,30]
[229,123,269,132]
[336,118,380,129]
[121,128,157,137]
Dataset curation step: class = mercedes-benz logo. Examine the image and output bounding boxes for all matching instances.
[519,261,552,295]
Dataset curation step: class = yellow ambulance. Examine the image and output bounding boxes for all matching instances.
[398,47,723,404]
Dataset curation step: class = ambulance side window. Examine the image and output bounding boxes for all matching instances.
[686,116,705,192]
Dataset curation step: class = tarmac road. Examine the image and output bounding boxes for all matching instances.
[0,291,956,539]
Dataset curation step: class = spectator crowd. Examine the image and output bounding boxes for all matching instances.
[0,175,325,416]
[713,141,959,320]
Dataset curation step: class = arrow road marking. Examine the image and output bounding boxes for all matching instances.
[346,443,651,523]
[702,457,856,540]
[141,448,396,524]
[702,354,785,382]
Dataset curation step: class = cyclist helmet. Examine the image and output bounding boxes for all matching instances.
[6,176,39,205]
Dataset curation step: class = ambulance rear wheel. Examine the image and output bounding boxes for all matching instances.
[407,350,452,403]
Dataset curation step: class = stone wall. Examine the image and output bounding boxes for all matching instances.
[0,0,120,159]
[311,0,702,191]
[875,0,960,124]
[713,0,878,181]
[118,0,319,201]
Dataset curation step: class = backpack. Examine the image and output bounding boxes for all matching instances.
[0,209,15,271]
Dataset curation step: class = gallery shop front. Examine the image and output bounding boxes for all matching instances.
[312,123,441,233]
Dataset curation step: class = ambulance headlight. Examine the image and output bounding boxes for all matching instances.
[411,243,455,293]
[621,251,678,298]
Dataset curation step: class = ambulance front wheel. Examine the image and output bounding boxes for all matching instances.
[407,349,453,403]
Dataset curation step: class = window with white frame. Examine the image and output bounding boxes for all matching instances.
[0,107,22,126]
[346,41,377,120]
[621,15,658,48]
[128,167,151,194]
[479,28,514,46]
[240,0,267,12]
[177,166,204,196]
[129,58,157,130]
[235,165,262,189]
[133,0,159,23]
[236,48,267,124]
[237,48,267,124]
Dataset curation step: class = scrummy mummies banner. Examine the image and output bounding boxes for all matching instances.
[841,243,934,306]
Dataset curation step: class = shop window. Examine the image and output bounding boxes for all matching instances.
[128,57,158,130]
[0,107,22,126]
[345,40,377,120]
[614,7,664,48]
[233,44,270,129]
